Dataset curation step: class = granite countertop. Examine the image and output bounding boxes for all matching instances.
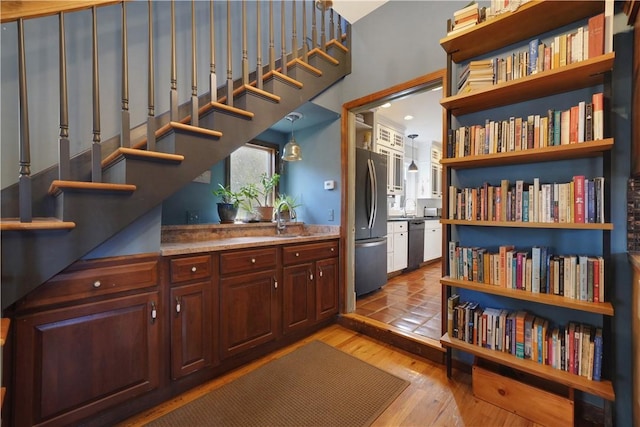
[160,222,340,256]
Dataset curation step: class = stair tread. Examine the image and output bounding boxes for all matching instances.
[309,47,340,65]
[233,84,281,102]
[49,180,137,196]
[327,38,349,53]
[262,70,304,89]
[0,218,76,231]
[287,58,323,76]
[1,318,9,346]
[102,147,185,169]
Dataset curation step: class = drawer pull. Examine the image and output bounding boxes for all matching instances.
[319,270,323,277]
[151,301,157,324]
[310,273,314,281]
[273,277,278,289]
[175,297,181,313]
[93,280,101,288]
[191,266,197,272]
[251,258,256,264]
[330,247,335,252]
[295,252,300,257]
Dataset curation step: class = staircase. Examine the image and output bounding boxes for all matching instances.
[0,1,351,311]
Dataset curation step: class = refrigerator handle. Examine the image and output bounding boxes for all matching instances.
[367,158,376,229]
[370,158,378,228]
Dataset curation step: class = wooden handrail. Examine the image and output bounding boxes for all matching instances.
[0,1,122,23]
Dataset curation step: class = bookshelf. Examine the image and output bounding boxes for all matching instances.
[438,0,616,415]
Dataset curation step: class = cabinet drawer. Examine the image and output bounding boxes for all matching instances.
[16,255,159,311]
[220,247,278,275]
[283,240,339,265]
[170,254,212,284]
[392,221,407,232]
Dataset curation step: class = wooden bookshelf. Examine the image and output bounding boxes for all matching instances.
[440,332,615,401]
[440,277,614,316]
[440,1,604,63]
[441,53,615,116]
[440,219,613,231]
[441,138,614,169]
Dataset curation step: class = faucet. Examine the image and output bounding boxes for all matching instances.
[275,200,292,234]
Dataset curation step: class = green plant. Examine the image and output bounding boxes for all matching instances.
[240,173,280,208]
[275,193,301,211]
[212,183,244,208]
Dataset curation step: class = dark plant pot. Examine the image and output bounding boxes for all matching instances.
[217,203,238,224]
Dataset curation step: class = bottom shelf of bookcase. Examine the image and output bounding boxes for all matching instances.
[440,333,614,400]
[473,359,575,426]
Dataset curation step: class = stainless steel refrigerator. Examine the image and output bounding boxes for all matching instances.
[355,148,388,297]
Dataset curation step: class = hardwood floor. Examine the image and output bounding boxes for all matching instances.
[120,323,539,426]
[355,261,443,341]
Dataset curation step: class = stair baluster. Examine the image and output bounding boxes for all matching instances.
[311,0,318,49]
[320,2,326,51]
[336,11,342,41]
[147,0,156,151]
[226,0,233,107]
[269,0,276,72]
[191,0,199,127]
[291,0,298,61]
[17,18,32,223]
[329,9,334,46]
[280,0,287,76]
[242,0,249,85]
[302,0,308,62]
[121,3,131,148]
[170,0,178,121]
[210,0,217,101]
[256,0,263,90]
[91,6,102,183]
[59,12,71,180]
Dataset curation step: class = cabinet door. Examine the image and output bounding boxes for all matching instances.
[392,150,404,194]
[282,263,314,334]
[376,146,393,193]
[170,281,214,380]
[14,292,161,427]
[316,257,338,321]
[424,225,443,262]
[219,270,278,359]
[393,231,408,271]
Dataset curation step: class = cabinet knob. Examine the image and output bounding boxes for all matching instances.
[273,277,278,289]
[191,266,197,272]
[251,258,256,264]
[93,280,101,288]
[175,297,181,313]
[295,252,300,257]
[330,247,335,252]
[310,273,314,281]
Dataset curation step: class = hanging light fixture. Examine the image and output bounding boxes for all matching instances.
[407,134,419,173]
[282,112,303,162]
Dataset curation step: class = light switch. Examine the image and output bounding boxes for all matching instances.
[324,180,335,190]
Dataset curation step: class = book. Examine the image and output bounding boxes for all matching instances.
[528,39,539,75]
[573,175,585,223]
[588,13,605,58]
[592,92,604,140]
[593,327,603,381]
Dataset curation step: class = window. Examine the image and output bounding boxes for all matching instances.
[229,141,279,219]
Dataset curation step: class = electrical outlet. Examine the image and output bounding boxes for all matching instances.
[328,209,334,221]
[186,210,200,224]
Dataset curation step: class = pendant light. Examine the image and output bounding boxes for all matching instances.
[282,112,303,162]
[407,134,418,173]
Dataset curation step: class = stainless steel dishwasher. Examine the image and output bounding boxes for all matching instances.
[406,219,425,271]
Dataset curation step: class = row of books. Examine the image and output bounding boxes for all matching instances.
[457,59,494,94]
[447,2,486,36]
[454,13,604,95]
[447,242,606,303]
[447,296,604,381]
[446,93,604,158]
[628,177,640,252]
[446,176,606,224]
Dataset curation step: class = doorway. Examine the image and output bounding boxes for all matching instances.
[341,69,447,348]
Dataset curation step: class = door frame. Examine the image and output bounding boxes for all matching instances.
[339,69,447,323]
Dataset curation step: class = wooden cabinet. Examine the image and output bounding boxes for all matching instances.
[423,220,442,262]
[168,254,216,380]
[439,0,615,410]
[219,247,279,359]
[282,240,339,334]
[12,255,161,427]
[376,121,405,196]
[387,221,408,272]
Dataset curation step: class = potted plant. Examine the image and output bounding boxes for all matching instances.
[274,193,301,221]
[240,173,280,222]
[212,183,244,224]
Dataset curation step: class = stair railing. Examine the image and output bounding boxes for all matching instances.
[6,0,349,224]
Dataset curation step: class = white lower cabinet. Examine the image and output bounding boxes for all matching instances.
[423,220,442,262]
[387,221,408,272]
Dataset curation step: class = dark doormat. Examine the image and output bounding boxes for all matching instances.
[146,340,409,426]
